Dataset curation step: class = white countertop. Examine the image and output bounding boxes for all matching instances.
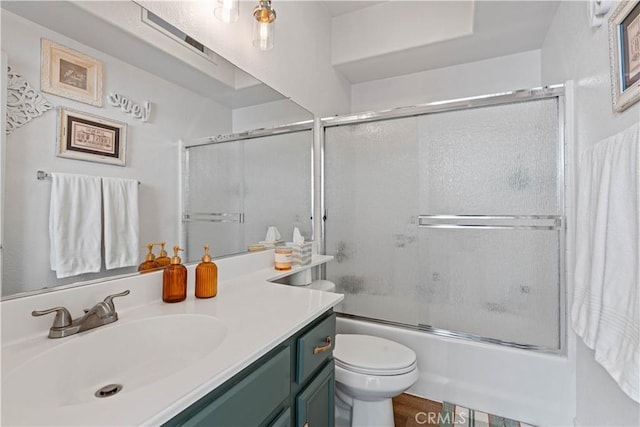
[1,252,343,426]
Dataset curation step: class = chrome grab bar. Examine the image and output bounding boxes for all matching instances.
[182,212,245,223]
[417,215,562,230]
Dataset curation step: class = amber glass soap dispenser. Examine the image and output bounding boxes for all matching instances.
[195,245,218,298]
[138,243,160,272]
[155,242,171,268]
[162,246,187,303]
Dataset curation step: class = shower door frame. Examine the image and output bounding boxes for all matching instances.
[319,85,567,354]
[182,120,315,260]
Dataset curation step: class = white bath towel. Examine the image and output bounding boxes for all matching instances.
[102,177,139,270]
[572,122,640,403]
[49,173,102,278]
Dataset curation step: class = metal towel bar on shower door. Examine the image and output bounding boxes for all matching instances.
[182,212,245,223]
[417,215,563,230]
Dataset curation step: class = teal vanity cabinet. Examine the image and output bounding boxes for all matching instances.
[163,311,336,427]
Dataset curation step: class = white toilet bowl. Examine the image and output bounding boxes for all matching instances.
[333,334,419,427]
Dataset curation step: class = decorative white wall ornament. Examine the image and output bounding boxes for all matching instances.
[107,93,151,122]
[589,0,613,28]
[6,66,53,135]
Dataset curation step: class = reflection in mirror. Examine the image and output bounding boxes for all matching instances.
[0,1,312,298]
[184,126,313,262]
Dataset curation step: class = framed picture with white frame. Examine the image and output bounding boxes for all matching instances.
[608,0,640,112]
[57,108,127,166]
[41,39,103,107]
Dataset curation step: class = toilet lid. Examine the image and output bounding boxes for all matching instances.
[334,334,417,376]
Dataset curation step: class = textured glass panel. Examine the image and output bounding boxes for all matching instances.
[324,97,563,350]
[186,141,243,261]
[418,98,560,215]
[185,131,312,259]
[186,222,242,263]
[187,141,242,214]
[417,228,560,348]
[324,118,421,325]
[243,131,312,247]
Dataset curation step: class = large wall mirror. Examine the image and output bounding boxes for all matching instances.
[0,1,313,298]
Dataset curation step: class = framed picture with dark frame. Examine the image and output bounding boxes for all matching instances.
[57,108,127,166]
[609,0,640,112]
[41,39,103,107]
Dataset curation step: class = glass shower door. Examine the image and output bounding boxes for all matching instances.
[416,98,562,349]
[324,116,421,325]
[324,96,564,350]
[184,140,244,262]
[184,129,313,262]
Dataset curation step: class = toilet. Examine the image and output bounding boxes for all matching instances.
[333,334,419,427]
[302,279,419,427]
[305,279,337,292]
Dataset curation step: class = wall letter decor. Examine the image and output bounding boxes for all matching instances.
[107,93,151,122]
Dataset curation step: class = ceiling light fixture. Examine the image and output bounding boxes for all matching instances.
[214,0,239,24]
[252,0,276,51]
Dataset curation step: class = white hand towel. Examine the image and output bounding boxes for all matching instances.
[572,122,639,402]
[49,173,102,278]
[102,177,139,270]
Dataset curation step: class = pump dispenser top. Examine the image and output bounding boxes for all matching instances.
[162,246,187,303]
[196,245,218,298]
[138,243,161,272]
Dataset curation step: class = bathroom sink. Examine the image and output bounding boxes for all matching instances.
[2,314,227,410]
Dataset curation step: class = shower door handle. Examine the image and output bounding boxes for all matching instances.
[417,215,562,230]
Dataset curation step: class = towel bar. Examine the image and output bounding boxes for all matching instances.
[37,170,140,185]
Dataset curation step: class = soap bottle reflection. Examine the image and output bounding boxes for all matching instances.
[155,242,171,268]
[138,243,160,272]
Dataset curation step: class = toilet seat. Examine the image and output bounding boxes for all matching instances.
[334,334,417,376]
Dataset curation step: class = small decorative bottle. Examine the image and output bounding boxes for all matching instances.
[155,242,171,268]
[162,246,187,303]
[138,243,161,272]
[195,245,218,298]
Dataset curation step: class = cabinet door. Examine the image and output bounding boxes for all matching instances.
[177,347,290,427]
[296,362,335,427]
[269,408,291,427]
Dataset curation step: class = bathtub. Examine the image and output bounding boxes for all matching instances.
[337,316,576,426]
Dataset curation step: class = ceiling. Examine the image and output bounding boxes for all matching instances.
[322,0,561,83]
[322,1,386,16]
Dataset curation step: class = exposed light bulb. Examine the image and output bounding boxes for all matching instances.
[252,0,276,51]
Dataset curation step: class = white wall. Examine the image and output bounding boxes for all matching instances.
[1,11,231,296]
[332,1,474,66]
[232,99,312,133]
[350,50,542,113]
[137,0,351,118]
[541,1,640,426]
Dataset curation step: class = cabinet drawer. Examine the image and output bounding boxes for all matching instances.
[296,314,336,384]
[180,346,291,427]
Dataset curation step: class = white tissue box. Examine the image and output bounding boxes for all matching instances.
[291,242,312,266]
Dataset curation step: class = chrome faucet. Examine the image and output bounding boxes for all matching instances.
[32,290,130,338]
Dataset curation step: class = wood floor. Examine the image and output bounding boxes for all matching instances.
[393,393,443,427]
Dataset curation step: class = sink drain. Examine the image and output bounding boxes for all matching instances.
[95,383,123,398]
